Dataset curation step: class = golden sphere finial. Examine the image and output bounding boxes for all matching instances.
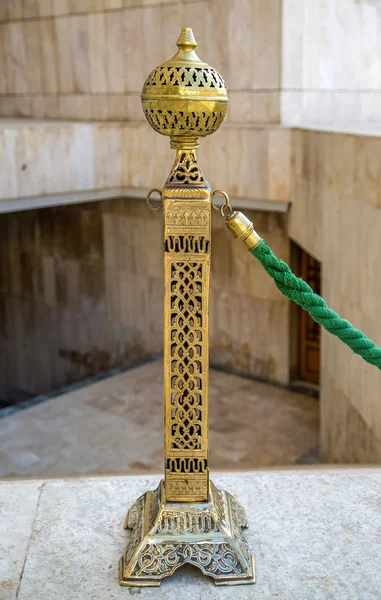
[141,27,229,146]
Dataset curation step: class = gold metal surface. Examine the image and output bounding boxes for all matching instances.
[225,210,262,251]
[146,188,163,211]
[141,26,228,149]
[162,145,210,503]
[120,481,255,587]
[120,27,255,587]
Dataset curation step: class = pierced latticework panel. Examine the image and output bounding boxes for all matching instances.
[144,66,226,91]
[165,236,209,253]
[168,151,204,185]
[166,457,207,474]
[164,195,210,502]
[143,108,226,137]
[170,261,203,451]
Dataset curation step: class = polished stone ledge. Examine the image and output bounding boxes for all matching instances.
[0,119,292,207]
[1,468,380,600]
[0,187,290,214]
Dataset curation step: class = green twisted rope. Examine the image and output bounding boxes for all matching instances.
[251,240,381,370]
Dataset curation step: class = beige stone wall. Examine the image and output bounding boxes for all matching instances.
[2,0,381,126]
[2,0,380,465]
[0,196,290,400]
[0,0,281,124]
[288,128,381,462]
[282,0,381,124]
[0,120,292,205]
[211,209,290,383]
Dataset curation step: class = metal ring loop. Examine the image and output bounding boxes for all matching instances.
[146,188,163,211]
[211,190,233,218]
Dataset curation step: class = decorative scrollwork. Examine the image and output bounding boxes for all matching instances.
[148,487,160,529]
[167,150,204,186]
[212,485,228,529]
[165,209,209,227]
[169,261,203,450]
[154,509,220,535]
[166,479,206,498]
[166,187,210,199]
[124,496,145,566]
[120,482,254,586]
[132,542,245,578]
[162,149,211,502]
[230,496,252,567]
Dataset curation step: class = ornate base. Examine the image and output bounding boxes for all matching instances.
[119,480,255,587]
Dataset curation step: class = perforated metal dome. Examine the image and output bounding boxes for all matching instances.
[141,28,229,141]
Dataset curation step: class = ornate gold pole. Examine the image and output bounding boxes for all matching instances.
[163,144,210,502]
[120,28,255,587]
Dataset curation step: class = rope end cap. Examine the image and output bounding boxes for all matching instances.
[225,210,262,251]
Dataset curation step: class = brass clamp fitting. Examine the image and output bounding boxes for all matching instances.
[225,210,262,251]
[212,189,262,251]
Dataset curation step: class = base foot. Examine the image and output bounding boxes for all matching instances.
[119,480,255,587]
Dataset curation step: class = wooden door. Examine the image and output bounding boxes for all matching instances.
[298,249,321,384]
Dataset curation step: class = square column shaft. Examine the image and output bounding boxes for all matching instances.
[163,150,211,502]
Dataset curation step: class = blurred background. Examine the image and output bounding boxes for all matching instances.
[0,0,380,479]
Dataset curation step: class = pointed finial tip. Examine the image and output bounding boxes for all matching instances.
[177,27,197,50]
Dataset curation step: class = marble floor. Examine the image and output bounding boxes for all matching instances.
[0,361,319,478]
[3,471,381,600]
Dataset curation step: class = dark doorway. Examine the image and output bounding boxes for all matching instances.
[291,244,321,387]
[297,247,321,384]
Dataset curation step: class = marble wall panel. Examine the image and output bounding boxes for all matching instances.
[321,375,381,463]
[40,19,59,94]
[1,0,380,126]
[288,127,381,460]
[0,198,290,399]
[281,0,381,125]
[0,0,282,123]
[0,121,292,204]
[226,92,280,125]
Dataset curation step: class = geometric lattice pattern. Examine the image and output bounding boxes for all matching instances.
[143,108,226,136]
[162,152,211,501]
[170,262,203,451]
[144,66,226,91]
[166,457,207,474]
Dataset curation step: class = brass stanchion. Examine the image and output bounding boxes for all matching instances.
[119,27,255,587]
